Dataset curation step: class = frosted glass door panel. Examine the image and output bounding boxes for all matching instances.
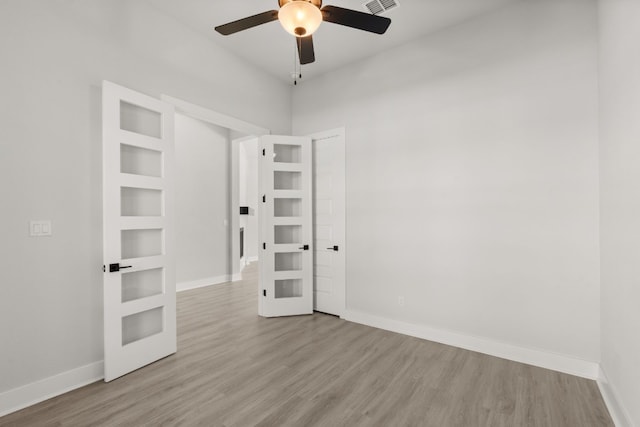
[274,171,302,190]
[121,268,164,303]
[274,225,302,244]
[121,188,163,217]
[122,307,164,346]
[120,144,162,177]
[121,229,163,259]
[120,101,162,138]
[274,198,301,217]
[273,144,301,163]
[275,252,302,271]
[275,279,303,299]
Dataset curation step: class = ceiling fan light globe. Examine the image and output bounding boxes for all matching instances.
[278,1,322,37]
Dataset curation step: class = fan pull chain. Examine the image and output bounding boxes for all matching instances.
[292,38,303,86]
[298,38,302,80]
[293,40,298,86]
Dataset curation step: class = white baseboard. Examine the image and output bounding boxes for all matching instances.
[343,309,599,380]
[598,366,634,427]
[232,273,243,282]
[177,274,234,292]
[239,256,258,270]
[0,361,103,418]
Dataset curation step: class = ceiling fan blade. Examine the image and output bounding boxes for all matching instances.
[321,5,391,34]
[297,36,316,65]
[215,10,279,35]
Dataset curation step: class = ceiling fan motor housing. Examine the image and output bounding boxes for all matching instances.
[278,0,322,9]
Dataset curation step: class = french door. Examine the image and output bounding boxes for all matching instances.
[258,135,313,317]
[102,81,176,381]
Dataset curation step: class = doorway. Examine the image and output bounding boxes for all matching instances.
[160,95,269,290]
[237,137,260,273]
[160,93,346,317]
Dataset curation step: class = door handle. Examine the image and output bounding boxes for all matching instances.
[109,263,132,272]
[299,245,310,251]
[326,245,339,252]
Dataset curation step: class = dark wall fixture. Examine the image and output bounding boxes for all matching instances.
[240,206,255,215]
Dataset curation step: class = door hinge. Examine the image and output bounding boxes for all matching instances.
[262,195,266,203]
[263,242,266,250]
[263,289,267,297]
[102,265,106,272]
[262,148,265,156]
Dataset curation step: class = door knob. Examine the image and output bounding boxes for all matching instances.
[299,244,310,251]
[326,245,339,251]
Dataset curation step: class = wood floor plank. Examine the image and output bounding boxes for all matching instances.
[0,262,613,426]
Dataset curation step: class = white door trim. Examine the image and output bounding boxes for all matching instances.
[160,95,270,136]
[306,127,345,141]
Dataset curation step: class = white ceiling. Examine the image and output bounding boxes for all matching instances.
[147,0,519,82]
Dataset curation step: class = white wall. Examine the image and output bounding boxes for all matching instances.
[239,138,259,263]
[598,1,640,425]
[175,114,230,284]
[0,0,289,396]
[292,0,601,363]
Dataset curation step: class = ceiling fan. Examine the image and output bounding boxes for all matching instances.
[214,0,392,65]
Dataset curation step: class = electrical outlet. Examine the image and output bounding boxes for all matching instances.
[398,296,405,307]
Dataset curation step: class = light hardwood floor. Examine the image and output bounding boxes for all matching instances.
[0,263,613,426]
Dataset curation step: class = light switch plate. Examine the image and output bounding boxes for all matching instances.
[30,220,52,237]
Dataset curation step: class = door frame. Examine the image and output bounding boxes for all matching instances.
[306,127,347,317]
[160,95,270,281]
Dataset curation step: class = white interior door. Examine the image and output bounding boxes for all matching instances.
[310,129,346,317]
[258,135,313,317]
[102,81,176,382]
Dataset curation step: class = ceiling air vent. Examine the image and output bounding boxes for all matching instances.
[363,0,399,15]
